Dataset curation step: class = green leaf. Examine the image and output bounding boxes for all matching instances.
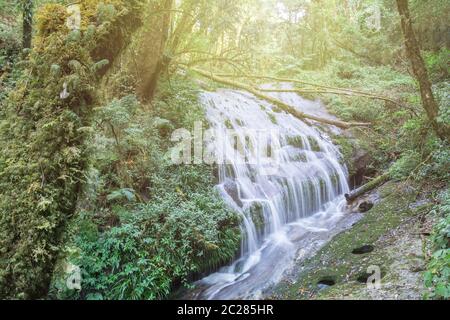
[107,188,136,203]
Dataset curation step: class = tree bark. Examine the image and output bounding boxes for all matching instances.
[191,68,371,130]
[396,0,449,141]
[140,0,173,101]
[22,0,33,49]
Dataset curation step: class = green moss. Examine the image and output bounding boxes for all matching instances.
[48,76,241,300]
[0,0,145,299]
[268,113,278,125]
[246,202,265,233]
[287,136,304,149]
[273,181,431,300]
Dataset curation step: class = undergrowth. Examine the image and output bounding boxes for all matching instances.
[49,76,240,300]
[424,189,450,300]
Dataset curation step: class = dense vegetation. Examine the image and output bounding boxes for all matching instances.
[48,79,240,300]
[0,0,448,300]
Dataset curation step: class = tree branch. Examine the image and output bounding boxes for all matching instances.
[190,68,371,130]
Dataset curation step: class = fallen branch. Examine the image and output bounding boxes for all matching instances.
[217,73,407,109]
[191,68,371,130]
[258,88,406,109]
[217,73,382,96]
[345,173,391,203]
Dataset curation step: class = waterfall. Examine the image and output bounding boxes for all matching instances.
[193,86,350,300]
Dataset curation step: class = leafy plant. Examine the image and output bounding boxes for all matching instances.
[49,76,240,300]
[424,190,450,300]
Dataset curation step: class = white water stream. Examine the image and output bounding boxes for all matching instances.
[191,86,352,300]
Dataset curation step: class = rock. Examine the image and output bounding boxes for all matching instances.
[409,260,426,273]
[246,202,265,232]
[212,163,220,184]
[286,135,304,149]
[359,201,374,213]
[352,245,374,255]
[223,179,242,207]
[349,149,372,189]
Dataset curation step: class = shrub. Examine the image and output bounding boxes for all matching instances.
[424,48,450,81]
[49,76,240,300]
[424,190,450,300]
[389,151,422,181]
[69,192,239,300]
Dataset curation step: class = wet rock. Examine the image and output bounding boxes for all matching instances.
[352,245,374,255]
[223,179,242,207]
[349,149,372,189]
[286,136,304,149]
[359,201,374,213]
[268,113,278,125]
[246,202,265,233]
[224,164,237,179]
[307,136,322,152]
[212,163,220,184]
[409,260,426,273]
[317,277,336,289]
[225,119,233,129]
[356,272,372,284]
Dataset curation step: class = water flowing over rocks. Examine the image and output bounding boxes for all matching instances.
[188,88,359,299]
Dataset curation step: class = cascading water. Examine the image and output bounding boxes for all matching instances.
[191,85,352,300]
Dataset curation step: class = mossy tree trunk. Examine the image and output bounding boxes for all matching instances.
[0,0,145,299]
[140,0,173,101]
[21,0,33,49]
[345,173,391,203]
[396,0,449,141]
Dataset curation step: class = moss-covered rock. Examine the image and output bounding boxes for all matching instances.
[272,181,432,300]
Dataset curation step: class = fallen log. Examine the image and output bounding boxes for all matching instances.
[345,173,391,203]
[191,68,371,130]
[258,88,406,109]
[217,73,401,103]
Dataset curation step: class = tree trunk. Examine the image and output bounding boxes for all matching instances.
[22,0,33,49]
[396,0,449,141]
[345,173,390,203]
[140,0,173,101]
[191,68,371,129]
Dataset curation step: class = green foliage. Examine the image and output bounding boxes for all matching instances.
[0,0,145,299]
[49,76,240,300]
[0,1,22,109]
[424,48,450,81]
[419,140,450,182]
[69,192,238,300]
[389,151,421,181]
[0,0,447,301]
[424,190,450,300]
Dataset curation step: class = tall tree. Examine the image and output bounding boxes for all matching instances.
[396,0,448,141]
[21,0,33,49]
[139,0,173,101]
